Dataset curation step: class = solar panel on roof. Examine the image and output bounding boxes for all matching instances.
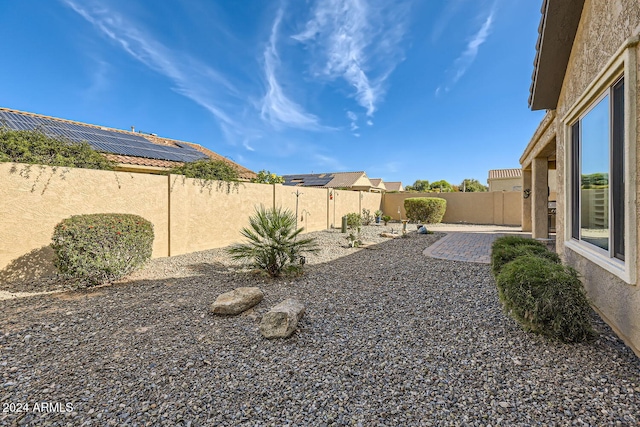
[0,111,208,163]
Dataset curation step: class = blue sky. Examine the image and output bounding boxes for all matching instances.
[0,0,545,187]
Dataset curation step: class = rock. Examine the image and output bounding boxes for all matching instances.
[418,226,428,234]
[380,233,398,238]
[210,287,264,315]
[259,299,305,339]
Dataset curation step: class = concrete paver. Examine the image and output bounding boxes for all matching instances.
[423,224,530,264]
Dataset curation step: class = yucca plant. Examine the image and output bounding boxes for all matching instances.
[228,206,318,277]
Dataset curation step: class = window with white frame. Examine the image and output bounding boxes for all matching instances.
[570,77,625,260]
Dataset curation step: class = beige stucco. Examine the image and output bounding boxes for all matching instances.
[382,192,522,226]
[168,178,274,256]
[0,163,169,283]
[273,185,329,233]
[0,165,383,282]
[488,177,522,192]
[523,0,640,355]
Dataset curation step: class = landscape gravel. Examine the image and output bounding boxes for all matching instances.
[1,225,639,426]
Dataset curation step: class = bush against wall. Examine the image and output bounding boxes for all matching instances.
[0,127,115,170]
[404,197,446,224]
[51,214,154,287]
[495,255,595,343]
[251,169,285,184]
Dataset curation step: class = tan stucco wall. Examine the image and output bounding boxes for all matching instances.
[530,0,640,354]
[168,178,274,256]
[361,192,383,217]
[488,177,522,192]
[329,190,360,228]
[0,163,169,282]
[0,165,385,282]
[382,192,522,226]
[274,185,329,233]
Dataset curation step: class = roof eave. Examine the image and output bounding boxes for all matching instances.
[529,0,585,111]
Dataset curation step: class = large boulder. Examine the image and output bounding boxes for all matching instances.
[259,299,305,339]
[210,287,264,315]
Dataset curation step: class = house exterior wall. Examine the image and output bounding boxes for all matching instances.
[488,177,522,192]
[383,192,522,226]
[537,0,640,354]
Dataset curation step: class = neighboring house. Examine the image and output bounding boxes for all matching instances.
[0,107,256,180]
[487,168,522,192]
[384,181,404,192]
[522,0,640,355]
[369,178,386,193]
[283,171,375,191]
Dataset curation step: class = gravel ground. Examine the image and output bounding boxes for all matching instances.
[1,226,639,426]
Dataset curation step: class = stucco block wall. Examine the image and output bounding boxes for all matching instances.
[168,178,274,256]
[382,192,522,226]
[0,163,169,277]
[543,0,640,354]
[329,190,361,227]
[0,164,386,282]
[361,192,383,217]
[273,185,329,233]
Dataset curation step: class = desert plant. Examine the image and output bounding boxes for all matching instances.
[374,210,383,218]
[362,208,373,225]
[491,236,560,276]
[495,255,596,343]
[382,215,391,225]
[404,197,446,224]
[51,214,154,287]
[228,206,318,277]
[345,212,363,247]
[0,127,116,170]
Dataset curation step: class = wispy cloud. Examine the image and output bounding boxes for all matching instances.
[293,0,408,117]
[436,7,495,95]
[314,153,345,170]
[261,8,321,130]
[63,0,240,128]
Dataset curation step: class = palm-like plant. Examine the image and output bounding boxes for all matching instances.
[228,206,318,277]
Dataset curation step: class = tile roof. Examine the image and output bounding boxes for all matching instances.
[488,168,522,180]
[369,178,386,190]
[384,181,404,192]
[325,171,369,188]
[0,106,256,180]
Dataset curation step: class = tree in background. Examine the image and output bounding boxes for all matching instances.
[459,178,488,192]
[405,179,430,192]
[429,180,454,192]
[252,169,285,184]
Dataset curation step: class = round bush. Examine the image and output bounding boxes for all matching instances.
[404,197,446,224]
[495,255,595,343]
[491,239,560,277]
[51,214,154,286]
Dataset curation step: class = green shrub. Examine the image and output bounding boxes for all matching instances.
[0,127,115,170]
[51,214,154,287]
[168,158,239,181]
[228,206,318,277]
[345,212,362,230]
[404,197,446,224]
[495,255,595,342]
[491,237,560,276]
